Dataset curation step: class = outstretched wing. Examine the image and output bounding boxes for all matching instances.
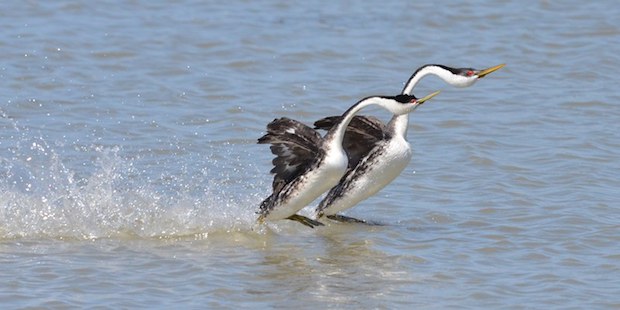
[258,117,323,192]
[314,115,387,168]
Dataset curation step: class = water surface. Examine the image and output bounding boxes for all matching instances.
[1,1,619,308]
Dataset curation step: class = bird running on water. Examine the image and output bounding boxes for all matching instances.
[313,63,505,223]
[257,91,441,228]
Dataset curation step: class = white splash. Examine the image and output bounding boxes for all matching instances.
[0,137,264,240]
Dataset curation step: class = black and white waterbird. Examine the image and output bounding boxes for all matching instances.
[313,64,505,223]
[257,91,441,228]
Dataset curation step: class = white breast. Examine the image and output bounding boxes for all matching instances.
[266,148,348,221]
[321,137,412,216]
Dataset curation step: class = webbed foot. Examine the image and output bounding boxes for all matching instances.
[326,214,367,224]
[287,214,325,228]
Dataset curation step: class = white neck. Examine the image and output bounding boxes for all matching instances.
[388,105,420,138]
[326,97,412,148]
[402,64,475,94]
[389,64,467,137]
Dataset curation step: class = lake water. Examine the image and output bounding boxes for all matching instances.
[1,1,619,308]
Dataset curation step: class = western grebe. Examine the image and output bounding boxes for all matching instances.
[257,91,441,228]
[314,64,505,223]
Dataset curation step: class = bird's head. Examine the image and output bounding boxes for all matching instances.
[439,63,506,88]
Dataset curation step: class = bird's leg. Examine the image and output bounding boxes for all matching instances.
[287,214,325,228]
[326,214,367,224]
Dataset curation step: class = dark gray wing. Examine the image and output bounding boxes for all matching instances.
[258,117,323,192]
[314,115,387,168]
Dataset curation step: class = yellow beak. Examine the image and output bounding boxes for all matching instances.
[477,63,506,78]
[417,90,441,104]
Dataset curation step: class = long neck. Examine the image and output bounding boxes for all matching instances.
[389,105,421,138]
[401,64,459,95]
[325,97,398,148]
[389,65,449,136]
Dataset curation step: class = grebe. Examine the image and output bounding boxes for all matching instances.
[314,64,505,223]
[257,91,441,228]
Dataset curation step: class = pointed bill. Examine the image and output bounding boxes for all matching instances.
[417,90,441,104]
[477,63,505,78]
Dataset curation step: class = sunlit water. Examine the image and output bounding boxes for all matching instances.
[1,1,619,308]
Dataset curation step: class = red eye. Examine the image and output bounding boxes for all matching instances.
[466,70,474,76]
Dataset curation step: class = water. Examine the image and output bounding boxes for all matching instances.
[1,0,619,308]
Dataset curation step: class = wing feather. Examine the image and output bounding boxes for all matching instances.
[314,115,387,168]
[258,117,323,192]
